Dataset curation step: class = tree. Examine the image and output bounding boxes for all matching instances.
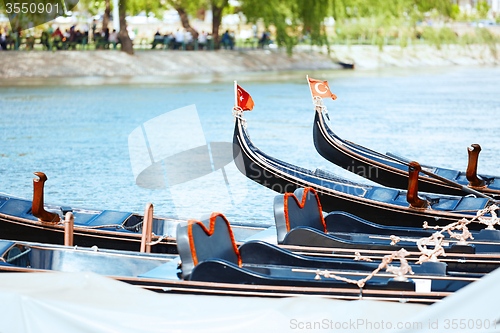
[240,0,454,54]
[102,0,111,33]
[170,0,200,40]
[211,0,229,47]
[118,0,134,54]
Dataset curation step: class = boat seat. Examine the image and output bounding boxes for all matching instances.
[366,187,400,202]
[239,240,381,272]
[455,197,490,212]
[71,211,100,226]
[324,212,434,237]
[84,210,132,227]
[0,198,38,221]
[0,196,8,208]
[435,168,460,181]
[176,213,241,279]
[274,187,326,244]
[0,241,15,260]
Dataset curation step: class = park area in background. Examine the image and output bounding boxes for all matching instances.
[0,0,499,55]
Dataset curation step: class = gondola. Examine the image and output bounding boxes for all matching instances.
[0,172,267,254]
[0,213,482,303]
[312,101,500,198]
[273,187,500,274]
[232,106,499,229]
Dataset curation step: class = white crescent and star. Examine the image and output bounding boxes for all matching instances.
[238,89,244,101]
[314,82,328,94]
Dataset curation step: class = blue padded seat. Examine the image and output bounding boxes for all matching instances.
[274,187,326,244]
[84,210,132,227]
[176,213,241,279]
[0,198,37,221]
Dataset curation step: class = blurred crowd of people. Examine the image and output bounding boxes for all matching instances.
[0,24,90,50]
[0,20,272,51]
[151,28,227,50]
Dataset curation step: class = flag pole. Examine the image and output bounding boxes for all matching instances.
[234,80,238,108]
[306,75,314,104]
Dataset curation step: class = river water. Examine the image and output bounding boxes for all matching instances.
[1,66,499,225]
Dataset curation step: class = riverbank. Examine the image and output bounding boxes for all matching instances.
[0,44,498,79]
[0,49,342,79]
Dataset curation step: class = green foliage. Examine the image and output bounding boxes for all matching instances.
[476,1,489,19]
[79,0,106,16]
[240,0,455,54]
[449,4,460,20]
[421,26,458,49]
[240,0,302,54]
[475,27,498,57]
[127,0,167,16]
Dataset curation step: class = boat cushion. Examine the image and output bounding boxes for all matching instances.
[176,213,241,279]
[0,198,38,221]
[435,168,460,181]
[455,197,490,212]
[366,188,399,202]
[0,241,15,258]
[274,187,326,244]
[84,210,132,227]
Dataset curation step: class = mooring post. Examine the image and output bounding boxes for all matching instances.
[64,212,74,246]
[32,172,61,223]
[407,161,428,208]
[466,144,485,187]
[140,203,153,253]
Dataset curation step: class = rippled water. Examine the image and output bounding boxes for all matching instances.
[1,66,499,225]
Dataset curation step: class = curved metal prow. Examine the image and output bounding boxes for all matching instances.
[407,162,428,209]
[32,172,61,223]
[466,144,485,187]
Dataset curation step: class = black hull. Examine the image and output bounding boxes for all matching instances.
[232,115,494,229]
[0,216,177,254]
[312,110,500,198]
[1,269,447,303]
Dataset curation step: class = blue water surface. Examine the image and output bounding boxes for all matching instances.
[0,66,499,224]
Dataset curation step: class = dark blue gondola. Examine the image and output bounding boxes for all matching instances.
[0,172,265,253]
[312,104,500,198]
[232,108,498,229]
[273,187,500,274]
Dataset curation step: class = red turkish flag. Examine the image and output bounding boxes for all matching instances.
[236,85,255,111]
[308,77,337,100]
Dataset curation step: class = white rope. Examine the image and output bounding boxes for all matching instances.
[313,96,329,118]
[147,234,169,246]
[232,107,247,129]
[305,248,413,288]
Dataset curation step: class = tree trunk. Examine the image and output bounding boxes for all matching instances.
[118,0,134,55]
[102,0,110,34]
[211,0,228,48]
[174,6,199,40]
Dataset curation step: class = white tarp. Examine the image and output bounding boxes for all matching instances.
[1,268,500,333]
[393,265,500,333]
[0,272,426,333]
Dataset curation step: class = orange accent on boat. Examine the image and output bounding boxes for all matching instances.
[187,212,242,267]
[407,162,428,209]
[466,144,485,188]
[283,187,327,233]
[32,172,61,223]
